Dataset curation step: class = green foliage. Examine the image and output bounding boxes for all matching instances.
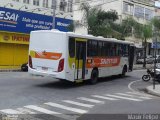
[79,3,152,40]
[80,3,118,38]
[142,24,152,39]
[152,17,160,31]
[97,10,118,23]
[67,21,74,32]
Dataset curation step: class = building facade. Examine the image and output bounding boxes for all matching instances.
[73,0,159,58]
[0,0,73,69]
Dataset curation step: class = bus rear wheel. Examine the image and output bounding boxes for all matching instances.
[89,69,98,84]
[121,66,127,77]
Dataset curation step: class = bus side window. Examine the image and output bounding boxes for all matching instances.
[118,44,122,56]
[110,43,115,56]
[69,37,75,58]
[98,41,103,56]
[105,42,110,57]
[121,44,128,57]
[87,40,98,57]
[92,40,98,56]
[101,42,106,56]
[87,40,92,57]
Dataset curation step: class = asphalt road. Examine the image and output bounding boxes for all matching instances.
[0,70,160,120]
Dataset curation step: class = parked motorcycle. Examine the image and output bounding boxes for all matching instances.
[142,69,160,83]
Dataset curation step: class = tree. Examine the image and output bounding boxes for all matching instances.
[79,3,118,37]
[152,17,160,30]
[141,24,152,68]
[110,17,137,40]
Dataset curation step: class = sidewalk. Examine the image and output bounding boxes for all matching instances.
[133,64,153,70]
[146,85,160,97]
[133,64,160,97]
[0,69,21,72]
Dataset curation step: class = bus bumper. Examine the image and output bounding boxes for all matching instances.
[28,68,64,79]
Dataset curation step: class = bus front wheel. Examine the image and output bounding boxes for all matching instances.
[89,69,98,84]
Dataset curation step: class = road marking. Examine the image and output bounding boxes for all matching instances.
[116,93,152,100]
[45,102,87,114]
[128,80,142,92]
[24,105,60,114]
[105,94,142,101]
[77,97,105,104]
[0,109,23,114]
[63,100,94,108]
[24,105,75,120]
[92,95,119,100]
[17,108,37,114]
[127,92,154,97]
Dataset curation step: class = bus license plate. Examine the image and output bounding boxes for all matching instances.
[42,67,48,71]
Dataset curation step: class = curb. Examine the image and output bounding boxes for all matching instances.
[145,86,160,97]
[0,69,21,72]
[133,68,147,70]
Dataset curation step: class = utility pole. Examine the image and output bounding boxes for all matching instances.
[52,0,56,29]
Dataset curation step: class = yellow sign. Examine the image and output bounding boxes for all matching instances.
[0,32,29,44]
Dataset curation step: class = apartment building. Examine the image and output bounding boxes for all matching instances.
[1,0,73,17]
[73,0,159,57]
[0,0,73,69]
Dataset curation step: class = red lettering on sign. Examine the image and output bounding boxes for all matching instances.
[12,35,29,42]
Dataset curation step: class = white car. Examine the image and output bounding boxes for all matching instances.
[136,56,154,64]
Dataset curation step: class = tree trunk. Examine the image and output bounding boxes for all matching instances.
[143,38,147,68]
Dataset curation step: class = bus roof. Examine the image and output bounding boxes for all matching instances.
[31,29,134,45]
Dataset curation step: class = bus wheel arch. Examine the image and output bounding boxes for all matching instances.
[89,68,99,85]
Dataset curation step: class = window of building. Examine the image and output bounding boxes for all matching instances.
[23,0,30,4]
[75,0,80,3]
[60,0,67,12]
[51,0,57,9]
[67,0,73,12]
[123,2,134,15]
[43,0,49,8]
[145,8,153,20]
[134,5,144,19]
[33,0,39,6]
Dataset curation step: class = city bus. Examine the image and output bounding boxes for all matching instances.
[28,29,135,84]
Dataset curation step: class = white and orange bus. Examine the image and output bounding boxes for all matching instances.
[28,29,135,84]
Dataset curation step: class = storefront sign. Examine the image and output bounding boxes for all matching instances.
[152,42,160,49]
[0,32,29,44]
[0,7,72,34]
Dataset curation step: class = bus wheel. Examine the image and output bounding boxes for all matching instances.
[90,69,98,84]
[121,66,127,77]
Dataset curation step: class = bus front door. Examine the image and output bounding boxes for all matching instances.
[75,41,86,80]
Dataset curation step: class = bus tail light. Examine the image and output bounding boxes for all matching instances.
[58,58,64,72]
[29,55,33,68]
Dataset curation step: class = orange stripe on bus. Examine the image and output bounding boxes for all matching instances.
[34,51,62,60]
[86,57,120,68]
